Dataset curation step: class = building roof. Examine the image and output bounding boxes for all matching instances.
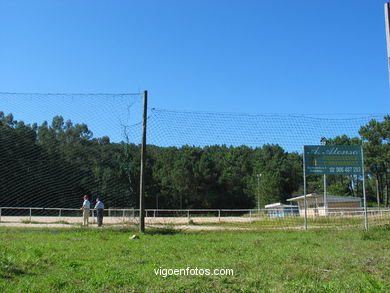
[286,193,361,203]
[265,202,298,209]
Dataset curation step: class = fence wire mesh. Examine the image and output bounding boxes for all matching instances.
[0,92,389,230]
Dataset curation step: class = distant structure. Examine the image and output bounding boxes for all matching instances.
[264,203,299,217]
[287,193,362,217]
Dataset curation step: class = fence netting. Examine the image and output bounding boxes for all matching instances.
[0,92,388,230]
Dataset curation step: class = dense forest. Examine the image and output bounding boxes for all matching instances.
[0,111,388,209]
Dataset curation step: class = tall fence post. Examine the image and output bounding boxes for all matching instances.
[218,209,221,222]
[139,90,148,233]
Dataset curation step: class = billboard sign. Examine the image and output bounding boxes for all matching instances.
[304,145,363,175]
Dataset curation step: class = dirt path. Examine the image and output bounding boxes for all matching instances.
[0,221,306,231]
[0,221,250,230]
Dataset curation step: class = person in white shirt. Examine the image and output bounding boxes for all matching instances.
[80,195,91,226]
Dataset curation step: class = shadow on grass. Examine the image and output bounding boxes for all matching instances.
[0,256,31,279]
[145,226,182,235]
[362,224,390,241]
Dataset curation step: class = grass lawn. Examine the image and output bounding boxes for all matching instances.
[1,225,390,292]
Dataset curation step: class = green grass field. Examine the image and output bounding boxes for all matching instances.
[1,226,390,293]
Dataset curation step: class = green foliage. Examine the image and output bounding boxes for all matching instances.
[0,112,388,209]
[359,116,390,206]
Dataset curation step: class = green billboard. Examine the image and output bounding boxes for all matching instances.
[304,145,363,175]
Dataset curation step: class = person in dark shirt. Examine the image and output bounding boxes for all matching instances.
[94,198,105,227]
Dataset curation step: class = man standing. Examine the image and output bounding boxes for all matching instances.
[80,195,90,226]
[94,198,105,227]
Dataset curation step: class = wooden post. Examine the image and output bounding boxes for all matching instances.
[139,90,148,232]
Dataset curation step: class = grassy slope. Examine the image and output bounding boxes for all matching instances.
[1,226,390,292]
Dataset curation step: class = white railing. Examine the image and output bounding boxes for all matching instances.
[0,206,389,221]
[0,207,136,223]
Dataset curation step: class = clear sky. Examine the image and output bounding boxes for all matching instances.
[0,0,389,114]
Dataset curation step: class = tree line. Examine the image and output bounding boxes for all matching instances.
[0,111,388,209]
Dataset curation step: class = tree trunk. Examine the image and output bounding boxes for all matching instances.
[376,178,380,207]
[384,172,389,208]
[350,176,355,196]
[356,175,359,198]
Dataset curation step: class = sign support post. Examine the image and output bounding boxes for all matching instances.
[303,146,307,230]
[361,148,368,230]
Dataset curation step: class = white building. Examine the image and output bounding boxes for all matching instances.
[286,193,362,216]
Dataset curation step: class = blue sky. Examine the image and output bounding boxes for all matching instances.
[0,0,388,148]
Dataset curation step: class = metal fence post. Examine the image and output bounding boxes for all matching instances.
[249,210,252,222]
[218,209,221,222]
[29,208,32,222]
